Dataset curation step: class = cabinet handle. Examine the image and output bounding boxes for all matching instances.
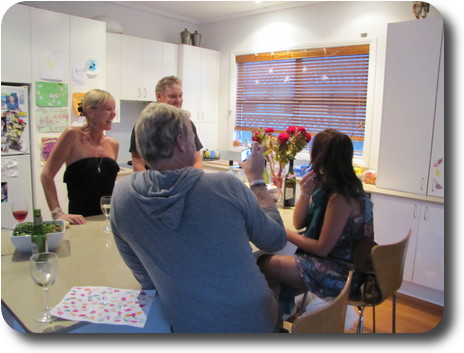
[420,177,425,191]
[413,204,419,219]
[431,178,436,192]
[424,205,429,221]
[138,88,141,98]
[144,88,147,98]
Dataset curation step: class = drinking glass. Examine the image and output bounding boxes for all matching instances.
[29,252,58,323]
[100,195,112,232]
[11,200,29,223]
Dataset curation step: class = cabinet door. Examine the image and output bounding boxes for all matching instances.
[1,4,31,83]
[179,45,202,121]
[371,194,419,281]
[412,203,444,291]
[120,35,143,100]
[195,122,218,151]
[70,16,106,125]
[141,39,163,100]
[376,18,443,195]
[200,49,219,123]
[30,7,70,83]
[428,38,444,197]
[162,42,178,77]
[30,7,70,212]
[106,33,121,122]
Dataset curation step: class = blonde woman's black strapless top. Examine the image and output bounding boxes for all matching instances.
[63,157,119,217]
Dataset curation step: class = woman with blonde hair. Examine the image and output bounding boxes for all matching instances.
[41,89,119,224]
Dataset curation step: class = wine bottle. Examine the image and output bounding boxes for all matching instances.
[283,160,296,208]
[227,160,235,175]
[31,209,47,254]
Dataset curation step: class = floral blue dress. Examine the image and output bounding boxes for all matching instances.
[294,188,374,300]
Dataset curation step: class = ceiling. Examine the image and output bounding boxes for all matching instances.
[113,1,319,24]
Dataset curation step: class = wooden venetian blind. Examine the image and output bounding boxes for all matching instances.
[235,44,369,141]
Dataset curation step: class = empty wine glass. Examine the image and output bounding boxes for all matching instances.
[11,200,29,223]
[30,252,58,323]
[100,195,112,232]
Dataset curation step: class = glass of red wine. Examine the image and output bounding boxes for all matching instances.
[12,201,29,223]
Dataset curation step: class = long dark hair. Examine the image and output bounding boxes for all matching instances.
[310,129,363,199]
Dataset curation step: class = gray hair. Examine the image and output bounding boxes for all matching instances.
[155,76,182,95]
[135,103,191,163]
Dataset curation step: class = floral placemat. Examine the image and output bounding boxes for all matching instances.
[51,286,156,328]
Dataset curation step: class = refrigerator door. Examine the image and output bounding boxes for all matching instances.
[1,155,34,229]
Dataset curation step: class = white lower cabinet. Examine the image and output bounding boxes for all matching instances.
[371,194,444,296]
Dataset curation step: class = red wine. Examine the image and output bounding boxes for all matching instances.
[13,210,28,222]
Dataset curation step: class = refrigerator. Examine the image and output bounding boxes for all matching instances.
[1,84,34,229]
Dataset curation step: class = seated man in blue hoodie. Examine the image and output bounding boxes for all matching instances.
[110,103,287,333]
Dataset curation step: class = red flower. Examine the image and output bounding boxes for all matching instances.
[265,127,275,133]
[251,131,261,142]
[277,132,289,144]
[297,126,306,133]
[305,133,312,143]
[286,126,297,135]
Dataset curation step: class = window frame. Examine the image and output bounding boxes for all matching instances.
[228,39,377,167]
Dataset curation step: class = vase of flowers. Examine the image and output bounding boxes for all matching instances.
[252,126,311,199]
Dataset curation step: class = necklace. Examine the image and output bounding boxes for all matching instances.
[97,157,103,174]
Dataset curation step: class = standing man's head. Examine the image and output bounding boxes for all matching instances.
[155,76,183,108]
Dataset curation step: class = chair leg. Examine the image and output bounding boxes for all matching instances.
[392,293,397,333]
[372,305,376,333]
[356,306,365,333]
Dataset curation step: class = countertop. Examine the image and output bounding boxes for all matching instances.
[1,215,170,333]
[202,160,444,204]
[2,208,297,333]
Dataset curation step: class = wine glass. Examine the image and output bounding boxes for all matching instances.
[100,195,112,232]
[12,200,29,223]
[29,252,58,323]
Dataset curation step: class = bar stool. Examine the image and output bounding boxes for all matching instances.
[348,230,411,333]
[285,271,353,333]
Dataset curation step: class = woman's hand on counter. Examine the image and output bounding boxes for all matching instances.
[56,212,87,225]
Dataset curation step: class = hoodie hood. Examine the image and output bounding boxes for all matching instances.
[130,167,203,230]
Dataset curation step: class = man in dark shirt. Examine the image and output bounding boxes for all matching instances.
[129,76,204,170]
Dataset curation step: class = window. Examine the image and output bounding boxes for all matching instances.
[235,45,370,155]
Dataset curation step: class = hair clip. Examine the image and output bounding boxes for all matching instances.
[77,102,84,116]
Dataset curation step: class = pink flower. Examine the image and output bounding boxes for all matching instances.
[305,133,312,143]
[265,127,275,133]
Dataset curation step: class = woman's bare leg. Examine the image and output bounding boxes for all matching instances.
[258,254,306,294]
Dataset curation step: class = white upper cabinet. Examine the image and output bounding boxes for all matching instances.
[376,18,444,197]
[179,45,219,124]
[30,7,71,84]
[1,4,31,83]
[106,33,121,122]
[178,45,219,150]
[110,34,178,103]
[162,42,179,77]
[70,16,106,92]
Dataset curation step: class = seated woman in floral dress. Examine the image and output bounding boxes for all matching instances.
[258,128,374,316]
